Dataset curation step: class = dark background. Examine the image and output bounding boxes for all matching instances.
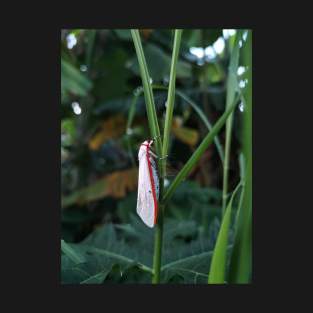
[3,5,307,310]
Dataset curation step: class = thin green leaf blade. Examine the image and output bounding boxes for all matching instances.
[149,84,224,166]
[162,29,182,159]
[130,29,162,156]
[80,269,111,284]
[176,89,224,165]
[208,183,242,283]
[163,99,238,204]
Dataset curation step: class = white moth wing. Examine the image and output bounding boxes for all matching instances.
[136,147,155,228]
[150,156,159,200]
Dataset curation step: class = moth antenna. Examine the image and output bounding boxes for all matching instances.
[150,151,158,159]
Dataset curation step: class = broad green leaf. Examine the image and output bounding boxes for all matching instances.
[61,215,224,284]
[61,239,86,264]
[162,251,212,284]
[61,223,150,284]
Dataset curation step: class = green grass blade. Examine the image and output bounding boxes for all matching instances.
[163,99,238,204]
[228,160,251,283]
[126,87,142,131]
[130,30,162,156]
[228,30,252,283]
[208,182,242,283]
[222,30,242,214]
[175,89,224,165]
[162,30,182,161]
[131,29,164,285]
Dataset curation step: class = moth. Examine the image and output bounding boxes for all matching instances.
[136,139,159,228]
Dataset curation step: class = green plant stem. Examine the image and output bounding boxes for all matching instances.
[228,29,252,283]
[152,203,164,283]
[222,121,232,214]
[162,30,182,164]
[152,29,182,284]
[222,30,242,215]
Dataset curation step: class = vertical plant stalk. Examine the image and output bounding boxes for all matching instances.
[228,29,252,283]
[152,29,182,284]
[162,30,182,176]
[222,30,242,215]
[152,202,164,283]
[130,30,162,156]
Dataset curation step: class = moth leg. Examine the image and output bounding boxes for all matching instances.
[150,151,158,159]
[150,151,168,160]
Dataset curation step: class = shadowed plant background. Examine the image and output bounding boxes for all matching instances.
[61,29,252,284]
